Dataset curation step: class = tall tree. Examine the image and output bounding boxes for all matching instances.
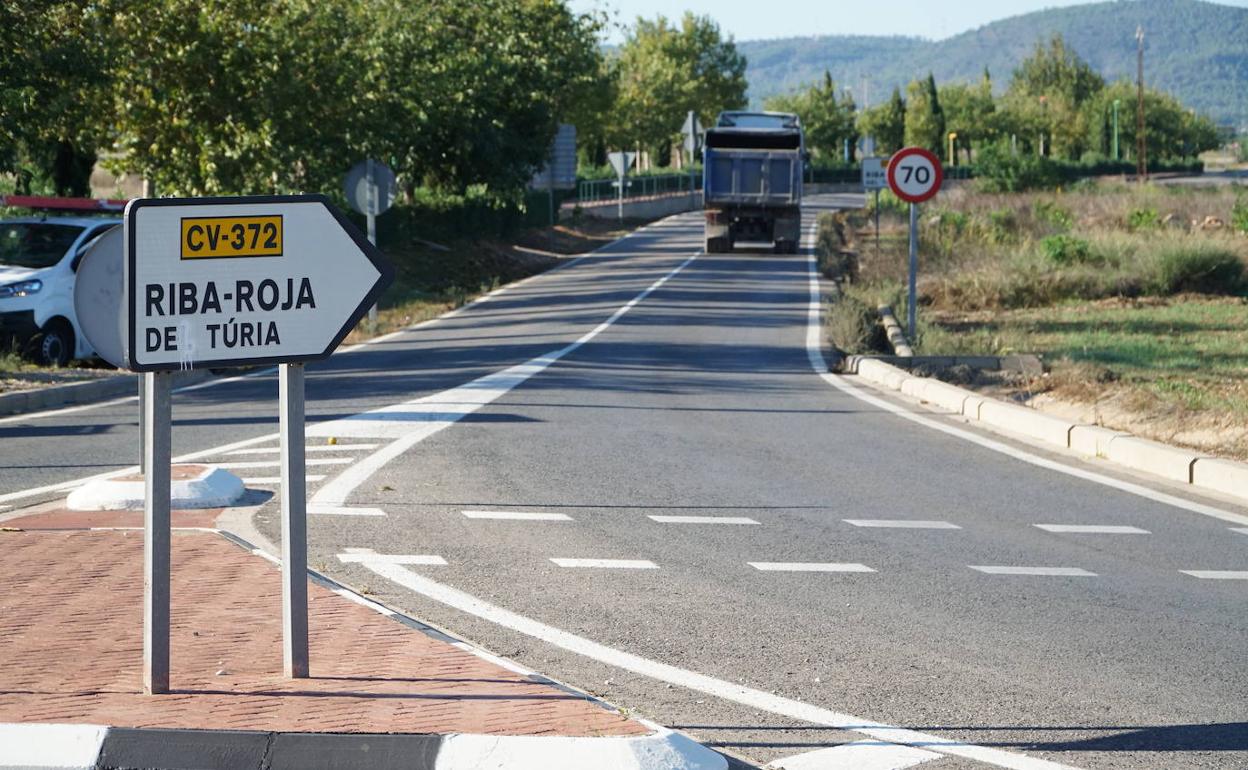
[939,69,996,162]
[1001,34,1104,159]
[904,74,945,155]
[764,72,858,163]
[857,86,905,155]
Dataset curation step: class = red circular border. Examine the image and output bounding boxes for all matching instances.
[886,147,943,204]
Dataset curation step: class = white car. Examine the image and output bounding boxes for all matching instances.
[0,216,121,366]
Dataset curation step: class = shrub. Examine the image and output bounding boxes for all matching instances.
[1127,207,1161,231]
[824,292,880,354]
[985,208,1019,244]
[1033,200,1073,231]
[1041,235,1094,265]
[974,143,1060,192]
[1232,196,1248,234]
[1148,245,1246,294]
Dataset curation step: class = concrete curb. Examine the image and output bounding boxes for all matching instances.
[0,370,213,417]
[0,723,723,770]
[65,465,245,510]
[851,358,1248,507]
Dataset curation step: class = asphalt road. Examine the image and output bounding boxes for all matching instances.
[4,195,1247,769]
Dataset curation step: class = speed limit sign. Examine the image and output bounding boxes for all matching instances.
[887,147,943,203]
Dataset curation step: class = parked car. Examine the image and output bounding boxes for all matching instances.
[0,216,121,365]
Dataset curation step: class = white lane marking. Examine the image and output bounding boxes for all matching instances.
[214,458,354,469]
[241,475,326,485]
[970,566,1097,577]
[1035,524,1150,534]
[844,519,960,529]
[0,431,278,506]
[338,553,446,566]
[801,244,1248,529]
[550,558,658,569]
[1180,570,1248,580]
[750,562,875,573]
[648,515,760,525]
[770,739,941,770]
[350,555,1079,770]
[308,504,386,516]
[462,510,573,521]
[310,251,700,505]
[228,444,379,455]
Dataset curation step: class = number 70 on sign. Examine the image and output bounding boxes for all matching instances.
[886,147,943,203]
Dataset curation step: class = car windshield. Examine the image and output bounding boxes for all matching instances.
[0,222,83,269]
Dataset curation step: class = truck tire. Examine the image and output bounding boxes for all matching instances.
[29,319,75,367]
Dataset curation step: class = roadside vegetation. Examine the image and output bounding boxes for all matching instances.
[819,182,1248,459]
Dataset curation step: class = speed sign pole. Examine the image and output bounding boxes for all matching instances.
[886,147,943,340]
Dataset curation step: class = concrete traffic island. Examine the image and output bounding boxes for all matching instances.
[65,464,245,511]
[0,507,723,770]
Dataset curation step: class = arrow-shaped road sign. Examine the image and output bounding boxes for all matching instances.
[123,194,394,372]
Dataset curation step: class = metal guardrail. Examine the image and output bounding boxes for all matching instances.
[578,173,700,203]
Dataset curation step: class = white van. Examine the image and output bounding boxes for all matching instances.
[0,216,121,365]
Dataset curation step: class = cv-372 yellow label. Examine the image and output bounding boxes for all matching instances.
[180,215,283,259]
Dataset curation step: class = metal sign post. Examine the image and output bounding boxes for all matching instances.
[112,194,393,692]
[143,370,172,694]
[344,160,397,328]
[607,151,636,223]
[861,157,887,257]
[366,160,378,326]
[280,362,308,678]
[886,148,943,340]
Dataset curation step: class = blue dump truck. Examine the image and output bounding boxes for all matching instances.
[702,111,804,254]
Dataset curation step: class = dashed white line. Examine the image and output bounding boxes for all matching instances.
[1180,570,1248,580]
[462,510,573,521]
[338,553,446,566]
[241,475,326,485]
[648,515,760,525]
[970,566,1097,577]
[228,444,378,455]
[214,458,355,469]
[771,740,941,770]
[349,554,1079,770]
[307,504,386,516]
[844,519,960,529]
[550,558,658,569]
[750,562,875,573]
[1035,524,1150,534]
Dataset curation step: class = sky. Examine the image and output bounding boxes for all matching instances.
[569,0,1248,42]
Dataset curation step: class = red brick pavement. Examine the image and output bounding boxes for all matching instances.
[0,520,646,737]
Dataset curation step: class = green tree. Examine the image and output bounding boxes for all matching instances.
[904,74,944,155]
[1083,80,1222,162]
[1001,35,1104,159]
[609,13,746,163]
[939,69,996,163]
[857,86,905,155]
[764,71,858,163]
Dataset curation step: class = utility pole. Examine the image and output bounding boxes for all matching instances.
[1136,25,1147,181]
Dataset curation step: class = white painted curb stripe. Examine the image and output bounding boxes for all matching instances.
[647,515,760,525]
[1230,527,1248,535]
[338,553,446,566]
[550,558,658,569]
[435,728,725,770]
[1179,570,1248,580]
[1034,524,1150,534]
[0,723,108,769]
[769,739,941,770]
[750,562,875,573]
[970,566,1097,577]
[352,557,1080,770]
[462,510,574,521]
[844,519,960,529]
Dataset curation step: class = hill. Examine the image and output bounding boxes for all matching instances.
[739,0,1248,128]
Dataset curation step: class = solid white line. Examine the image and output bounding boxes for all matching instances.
[844,519,960,529]
[648,515,760,525]
[308,504,386,516]
[970,566,1097,577]
[1179,570,1248,580]
[1035,524,1150,534]
[462,510,573,521]
[310,250,700,505]
[802,242,1248,529]
[750,562,875,573]
[771,739,942,770]
[214,458,354,469]
[338,553,446,566]
[550,558,658,569]
[351,556,1079,770]
[228,444,378,455]
[240,475,327,485]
